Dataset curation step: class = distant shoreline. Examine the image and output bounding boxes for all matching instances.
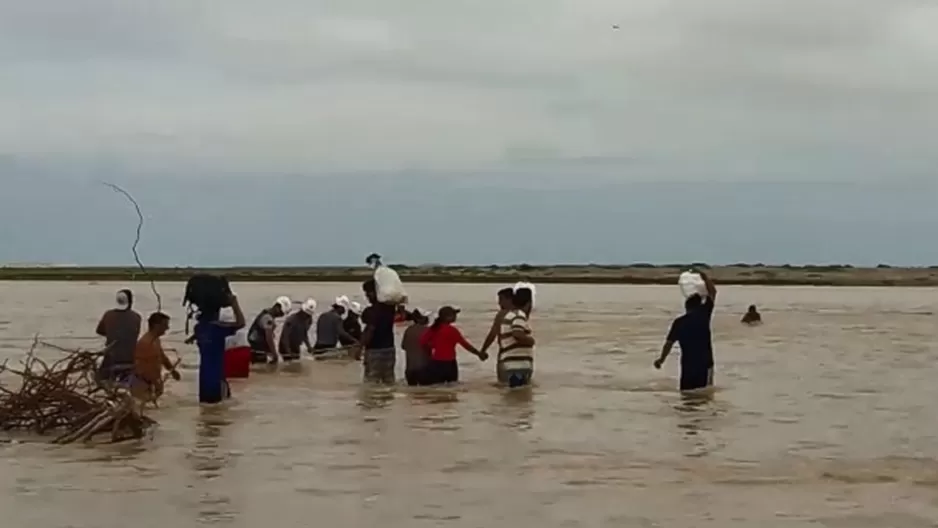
[1,264,937,287]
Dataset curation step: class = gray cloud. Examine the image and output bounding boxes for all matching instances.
[1,0,936,177]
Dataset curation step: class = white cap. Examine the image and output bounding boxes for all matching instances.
[301,298,317,315]
[335,295,350,308]
[116,290,130,308]
[349,301,363,314]
[218,307,236,323]
[275,296,292,313]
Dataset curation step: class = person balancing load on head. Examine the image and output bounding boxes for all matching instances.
[95,288,142,384]
[183,275,247,404]
[496,287,536,388]
[655,269,718,393]
[359,279,398,385]
[366,253,408,305]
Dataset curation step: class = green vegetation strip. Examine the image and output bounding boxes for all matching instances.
[2,264,938,286]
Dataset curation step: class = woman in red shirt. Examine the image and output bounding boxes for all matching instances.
[419,306,488,384]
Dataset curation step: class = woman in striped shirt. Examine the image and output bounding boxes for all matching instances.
[496,288,535,388]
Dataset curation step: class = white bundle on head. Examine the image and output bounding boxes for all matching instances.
[116,291,130,308]
[276,296,293,313]
[513,281,536,307]
[349,301,362,315]
[335,295,350,308]
[302,298,317,315]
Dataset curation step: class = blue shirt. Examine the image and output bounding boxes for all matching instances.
[194,321,238,404]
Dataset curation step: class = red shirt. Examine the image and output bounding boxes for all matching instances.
[419,323,470,362]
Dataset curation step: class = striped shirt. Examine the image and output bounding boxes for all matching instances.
[497,309,533,361]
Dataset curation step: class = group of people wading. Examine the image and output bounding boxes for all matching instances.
[92,268,760,405]
[92,279,537,405]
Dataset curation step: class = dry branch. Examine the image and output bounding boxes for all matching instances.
[0,338,157,444]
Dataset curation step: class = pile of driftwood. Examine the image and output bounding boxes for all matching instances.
[0,339,156,444]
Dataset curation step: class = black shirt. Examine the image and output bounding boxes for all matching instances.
[666,298,715,369]
[362,303,396,350]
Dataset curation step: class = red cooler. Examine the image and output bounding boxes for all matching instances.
[223,331,251,379]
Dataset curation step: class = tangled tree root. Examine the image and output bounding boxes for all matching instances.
[0,337,157,444]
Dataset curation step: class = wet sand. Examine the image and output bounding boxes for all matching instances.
[2,281,938,527]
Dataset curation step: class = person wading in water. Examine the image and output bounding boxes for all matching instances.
[480,287,515,361]
[313,298,359,355]
[95,289,142,384]
[279,299,317,361]
[402,308,432,386]
[496,288,536,388]
[360,279,398,385]
[654,270,718,393]
[247,296,291,364]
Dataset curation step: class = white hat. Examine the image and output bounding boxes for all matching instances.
[349,301,363,315]
[115,290,130,308]
[301,298,317,315]
[275,296,292,313]
[335,295,350,308]
[218,307,236,323]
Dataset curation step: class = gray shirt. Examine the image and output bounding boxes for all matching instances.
[401,323,430,372]
[96,308,142,372]
[315,310,344,347]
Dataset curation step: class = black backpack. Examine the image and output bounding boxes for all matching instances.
[183,274,232,328]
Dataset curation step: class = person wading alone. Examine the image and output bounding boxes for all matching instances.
[654,270,718,393]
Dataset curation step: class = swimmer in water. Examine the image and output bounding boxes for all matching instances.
[741,305,762,325]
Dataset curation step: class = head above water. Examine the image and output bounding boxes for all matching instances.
[747,304,758,313]
[684,293,703,312]
[411,307,431,324]
[497,287,514,310]
[512,288,533,311]
[116,289,134,310]
[431,305,460,329]
[362,279,377,303]
[272,296,292,317]
[147,311,170,335]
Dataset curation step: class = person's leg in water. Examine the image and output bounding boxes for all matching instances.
[363,348,396,385]
[424,360,458,385]
[679,365,713,392]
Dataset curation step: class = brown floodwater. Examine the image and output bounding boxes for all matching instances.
[1,281,938,527]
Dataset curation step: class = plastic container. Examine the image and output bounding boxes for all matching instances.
[678,271,707,299]
[223,329,251,379]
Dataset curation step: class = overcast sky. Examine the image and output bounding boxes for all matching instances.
[2,0,937,266]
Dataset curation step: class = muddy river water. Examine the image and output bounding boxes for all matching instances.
[1,281,938,527]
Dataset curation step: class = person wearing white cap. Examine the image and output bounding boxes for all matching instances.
[340,301,364,347]
[279,298,317,361]
[94,288,143,384]
[246,296,292,364]
[312,296,359,354]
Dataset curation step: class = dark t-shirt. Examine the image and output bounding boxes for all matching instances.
[362,303,396,350]
[666,298,715,369]
[280,312,312,355]
[97,308,142,369]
